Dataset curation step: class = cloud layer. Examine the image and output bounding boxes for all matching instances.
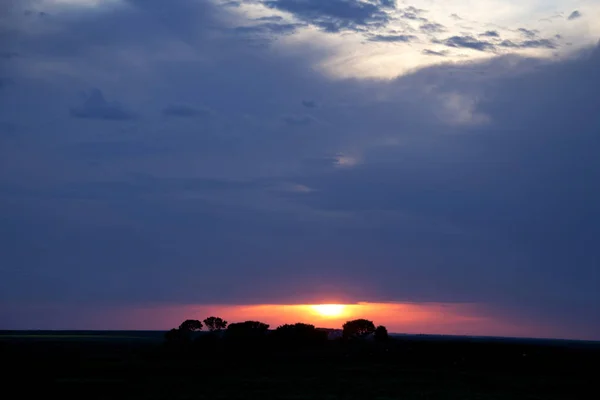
[1,0,599,339]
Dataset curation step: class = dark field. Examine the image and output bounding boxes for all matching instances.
[2,331,598,399]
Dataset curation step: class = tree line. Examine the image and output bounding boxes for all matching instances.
[165,316,389,345]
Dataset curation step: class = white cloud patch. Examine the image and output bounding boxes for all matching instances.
[437,92,490,126]
[217,0,600,78]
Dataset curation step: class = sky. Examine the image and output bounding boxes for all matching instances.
[0,0,599,340]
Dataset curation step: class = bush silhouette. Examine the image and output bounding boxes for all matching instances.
[374,325,389,342]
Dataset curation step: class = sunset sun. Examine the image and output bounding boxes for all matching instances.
[310,304,346,318]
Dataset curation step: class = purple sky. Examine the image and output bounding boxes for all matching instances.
[1,1,599,340]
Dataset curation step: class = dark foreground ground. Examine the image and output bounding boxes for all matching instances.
[2,331,599,399]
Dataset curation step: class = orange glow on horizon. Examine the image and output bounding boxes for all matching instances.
[95,301,550,339]
[10,301,587,340]
[147,302,516,333]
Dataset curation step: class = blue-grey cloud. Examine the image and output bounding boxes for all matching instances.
[437,35,495,51]
[255,15,284,22]
[69,89,135,121]
[568,10,582,20]
[479,30,499,38]
[500,39,557,49]
[420,23,446,34]
[262,0,394,33]
[369,34,416,42]
[422,49,448,56]
[518,27,538,38]
[234,22,304,35]
[24,10,49,17]
[400,13,426,22]
[302,100,317,108]
[480,31,500,37]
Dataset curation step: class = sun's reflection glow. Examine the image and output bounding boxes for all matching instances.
[310,304,347,317]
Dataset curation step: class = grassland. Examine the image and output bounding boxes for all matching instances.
[1,331,597,399]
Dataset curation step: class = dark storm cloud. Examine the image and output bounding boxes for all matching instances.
[1,0,600,339]
[437,35,495,51]
[368,34,416,42]
[262,0,394,33]
[287,44,600,338]
[70,89,135,121]
[568,10,582,20]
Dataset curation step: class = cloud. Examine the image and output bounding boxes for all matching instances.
[518,28,538,38]
[23,9,49,18]
[1,0,600,339]
[422,49,448,56]
[437,35,495,51]
[234,22,304,35]
[568,10,582,20]
[369,34,416,42]
[262,0,394,33]
[479,30,499,37]
[69,89,134,121]
[500,39,557,49]
[163,104,213,118]
[255,15,284,22]
[302,100,317,108]
[400,13,426,22]
[420,23,446,34]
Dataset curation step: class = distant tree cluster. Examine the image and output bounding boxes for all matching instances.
[165,316,228,344]
[165,317,388,346]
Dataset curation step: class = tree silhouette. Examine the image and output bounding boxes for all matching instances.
[374,325,389,342]
[203,316,228,332]
[226,320,270,340]
[342,319,376,339]
[272,323,327,343]
[179,319,203,332]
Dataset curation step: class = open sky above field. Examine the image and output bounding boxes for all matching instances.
[1,1,599,340]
